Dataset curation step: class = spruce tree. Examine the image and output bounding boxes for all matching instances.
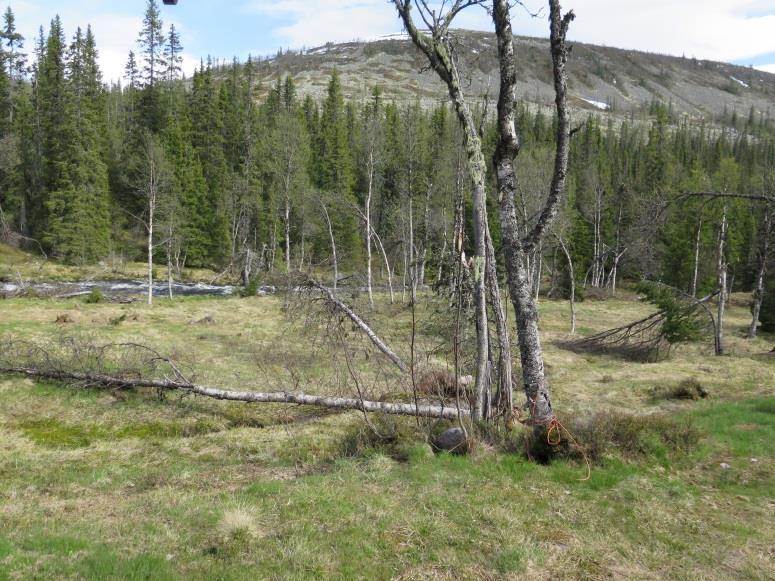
[124,51,139,89]
[0,39,9,135]
[164,24,183,83]
[138,0,165,88]
[2,7,25,82]
[317,69,360,266]
[43,24,111,262]
[188,60,229,263]
[137,0,165,130]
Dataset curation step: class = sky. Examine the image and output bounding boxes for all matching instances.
[6,0,775,83]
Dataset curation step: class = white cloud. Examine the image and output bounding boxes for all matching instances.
[9,0,775,81]
[755,63,775,74]
[86,14,144,83]
[245,0,399,47]
[559,0,775,63]
[246,0,775,64]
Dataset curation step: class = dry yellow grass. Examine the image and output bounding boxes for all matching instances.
[0,283,772,579]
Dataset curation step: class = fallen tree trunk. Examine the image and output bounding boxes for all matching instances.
[0,366,466,420]
[306,278,408,373]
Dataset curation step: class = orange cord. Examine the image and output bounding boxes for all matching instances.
[516,402,592,482]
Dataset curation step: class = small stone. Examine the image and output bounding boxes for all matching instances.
[719,462,731,469]
[750,458,759,463]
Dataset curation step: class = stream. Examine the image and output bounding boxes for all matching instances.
[0,279,276,298]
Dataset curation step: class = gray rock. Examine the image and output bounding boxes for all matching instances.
[433,427,468,454]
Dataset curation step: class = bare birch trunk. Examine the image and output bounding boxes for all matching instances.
[2,366,463,419]
[534,244,542,301]
[366,150,375,308]
[749,209,770,338]
[690,216,703,298]
[553,232,576,333]
[419,184,432,287]
[486,224,513,416]
[715,207,728,355]
[147,191,155,307]
[437,207,449,284]
[166,234,173,301]
[370,227,394,303]
[269,224,277,272]
[307,278,408,372]
[284,174,291,274]
[409,196,416,303]
[321,202,338,292]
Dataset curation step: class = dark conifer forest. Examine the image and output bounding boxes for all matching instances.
[1,1,774,327]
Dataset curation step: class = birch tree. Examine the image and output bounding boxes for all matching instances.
[394,0,574,427]
[394,0,491,420]
[138,134,169,306]
[491,0,574,427]
[748,207,771,338]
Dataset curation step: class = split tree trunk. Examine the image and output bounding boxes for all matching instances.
[749,209,771,338]
[320,202,338,292]
[553,232,576,334]
[715,207,728,356]
[394,1,490,420]
[690,215,703,298]
[491,0,574,425]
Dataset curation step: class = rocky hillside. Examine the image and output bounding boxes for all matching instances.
[258,30,775,121]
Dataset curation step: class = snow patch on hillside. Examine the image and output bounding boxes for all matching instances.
[581,98,610,110]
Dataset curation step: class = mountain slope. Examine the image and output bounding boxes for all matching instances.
[259,30,775,120]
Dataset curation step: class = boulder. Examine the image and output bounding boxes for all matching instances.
[433,427,469,454]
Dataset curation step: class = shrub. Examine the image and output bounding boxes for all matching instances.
[514,410,700,464]
[84,288,105,304]
[635,281,704,344]
[338,414,442,461]
[239,277,259,298]
[759,277,775,332]
[668,378,709,400]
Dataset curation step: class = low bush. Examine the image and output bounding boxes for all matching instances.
[84,288,105,304]
[338,414,444,461]
[507,409,700,464]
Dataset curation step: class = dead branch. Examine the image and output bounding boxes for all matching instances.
[676,191,775,204]
[305,278,409,373]
[561,290,719,361]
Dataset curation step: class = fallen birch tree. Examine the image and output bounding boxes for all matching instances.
[0,365,465,419]
[0,339,463,420]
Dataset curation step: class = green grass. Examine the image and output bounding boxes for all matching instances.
[0,271,773,578]
[0,378,772,578]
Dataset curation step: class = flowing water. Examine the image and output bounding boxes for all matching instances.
[0,279,276,298]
